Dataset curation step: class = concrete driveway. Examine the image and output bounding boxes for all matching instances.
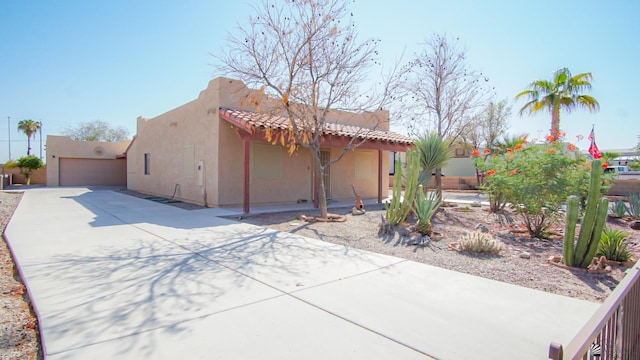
[5,188,598,359]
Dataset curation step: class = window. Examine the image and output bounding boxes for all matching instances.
[144,153,150,175]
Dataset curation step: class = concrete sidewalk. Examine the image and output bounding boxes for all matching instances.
[5,187,597,359]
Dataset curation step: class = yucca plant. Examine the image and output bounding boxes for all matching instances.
[597,227,631,262]
[412,184,442,235]
[627,192,640,220]
[611,200,628,218]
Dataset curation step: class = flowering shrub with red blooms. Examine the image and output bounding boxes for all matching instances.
[567,143,576,152]
[483,148,491,155]
[471,149,480,157]
[473,131,596,238]
[515,144,523,150]
[602,162,609,169]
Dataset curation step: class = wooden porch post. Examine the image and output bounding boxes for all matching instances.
[378,149,383,204]
[243,138,250,213]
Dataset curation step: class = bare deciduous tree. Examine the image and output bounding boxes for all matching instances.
[216,0,399,217]
[462,98,511,150]
[63,120,129,142]
[399,34,488,194]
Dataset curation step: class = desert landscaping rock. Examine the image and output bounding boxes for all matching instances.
[475,223,489,233]
[630,220,640,230]
[520,252,531,259]
[0,191,40,360]
[236,204,640,303]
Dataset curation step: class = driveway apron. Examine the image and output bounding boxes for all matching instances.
[5,188,598,359]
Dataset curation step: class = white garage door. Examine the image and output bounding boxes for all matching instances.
[59,158,127,186]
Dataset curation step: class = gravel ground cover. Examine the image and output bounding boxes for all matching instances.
[0,191,41,360]
[231,202,640,304]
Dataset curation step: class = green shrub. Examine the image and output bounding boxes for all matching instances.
[457,231,502,254]
[628,160,640,171]
[474,136,591,238]
[16,155,44,185]
[597,228,631,262]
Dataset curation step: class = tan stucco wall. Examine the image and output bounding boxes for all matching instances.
[126,138,138,190]
[326,148,388,201]
[46,135,131,186]
[131,77,392,207]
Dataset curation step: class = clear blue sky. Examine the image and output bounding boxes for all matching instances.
[2,0,639,162]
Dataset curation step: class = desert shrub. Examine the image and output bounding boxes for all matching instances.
[627,192,640,220]
[473,134,592,238]
[597,227,631,262]
[611,200,628,218]
[412,185,442,235]
[628,160,640,171]
[16,155,44,185]
[457,231,502,254]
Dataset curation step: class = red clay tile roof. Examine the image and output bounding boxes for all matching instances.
[219,107,413,145]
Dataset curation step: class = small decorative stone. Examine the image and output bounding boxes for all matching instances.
[416,235,431,247]
[470,201,482,208]
[475,223,489,233]
[548,255,561,263]
[520,252,531,259]
[407,234,422,245]
[630,220,640,231]
[396,227,411,237]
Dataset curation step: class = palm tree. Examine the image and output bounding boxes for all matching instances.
[17,119,40,155]
[600,151,621,165]
[414,133,451,199]
[515,67,599,137]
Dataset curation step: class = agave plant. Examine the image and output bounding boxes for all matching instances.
[627,192,640,220]
[412,185,442,235]
[611,200,628,218]
[597,227,631,262]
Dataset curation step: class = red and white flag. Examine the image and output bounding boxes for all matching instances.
[587,126,602,159]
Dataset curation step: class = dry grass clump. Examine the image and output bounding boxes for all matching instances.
[457,231,503,254]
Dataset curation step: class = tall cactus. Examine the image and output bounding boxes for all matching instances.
[563,159,610,268]
[385,149,420,226]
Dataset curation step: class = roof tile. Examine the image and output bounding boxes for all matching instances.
[219,107,413,145]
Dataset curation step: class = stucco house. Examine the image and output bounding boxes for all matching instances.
[127,77,413,211]
[46,135,130,186]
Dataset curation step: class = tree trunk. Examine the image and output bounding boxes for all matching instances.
[27,137,31,156]
[313,151,329,218]
[551,106,560,137]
